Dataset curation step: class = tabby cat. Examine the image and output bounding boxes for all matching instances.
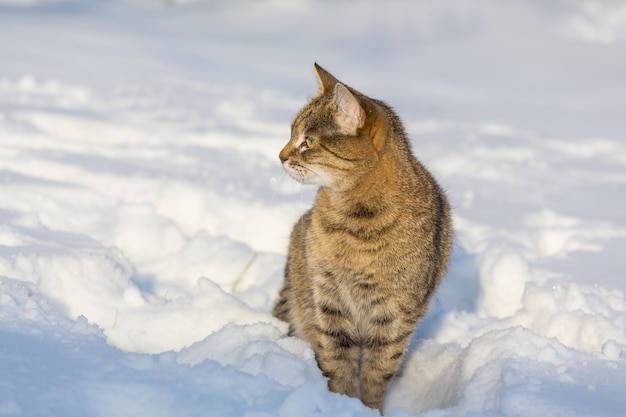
[273,64,452,412]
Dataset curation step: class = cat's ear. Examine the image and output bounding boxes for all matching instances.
[334,83,365,133]
[314,63,339,94]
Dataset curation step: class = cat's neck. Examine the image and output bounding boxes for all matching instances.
[316,150,403,215]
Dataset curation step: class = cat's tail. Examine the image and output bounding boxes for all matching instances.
[272,285,291,323]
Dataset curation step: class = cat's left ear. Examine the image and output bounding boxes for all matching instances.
[314,63,339,94]
[334,83,365,134]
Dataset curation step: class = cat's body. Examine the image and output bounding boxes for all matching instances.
[273,64,452,412]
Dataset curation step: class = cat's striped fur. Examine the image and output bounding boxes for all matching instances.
[273,64,452,412]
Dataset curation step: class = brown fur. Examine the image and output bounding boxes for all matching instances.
[273,64,453,412]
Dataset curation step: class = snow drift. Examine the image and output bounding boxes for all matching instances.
[1,0,626,416]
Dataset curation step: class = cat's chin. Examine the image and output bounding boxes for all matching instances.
[287,172,329,187]
[283,163,334,187]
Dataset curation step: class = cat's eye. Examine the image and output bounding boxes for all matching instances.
[305,136,316,148]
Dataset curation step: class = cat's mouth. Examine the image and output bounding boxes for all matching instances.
[282,161,316,183]
[283,161,333,187]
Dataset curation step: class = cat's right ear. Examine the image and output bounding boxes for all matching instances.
[334,83,365,134]
[314,63,339,94]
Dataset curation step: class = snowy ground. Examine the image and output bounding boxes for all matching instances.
[1,1,626,416]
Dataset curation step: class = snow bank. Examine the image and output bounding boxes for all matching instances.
[1,0,625,416]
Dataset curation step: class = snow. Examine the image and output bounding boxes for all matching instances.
[1,0,626,416]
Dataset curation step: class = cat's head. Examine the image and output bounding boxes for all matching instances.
[279,63,386,191]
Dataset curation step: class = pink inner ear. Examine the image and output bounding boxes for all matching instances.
[335,84,364,130]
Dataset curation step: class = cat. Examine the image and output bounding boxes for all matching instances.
[273,63,453,412]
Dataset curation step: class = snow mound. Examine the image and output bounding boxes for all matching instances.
[1,0,626,416]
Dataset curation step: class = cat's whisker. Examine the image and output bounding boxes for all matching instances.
[270,171,290,198]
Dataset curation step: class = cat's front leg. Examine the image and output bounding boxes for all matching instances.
[359,320,414,411]
[312,300,361,399]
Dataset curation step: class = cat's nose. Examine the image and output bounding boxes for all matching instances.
[279,148,289,163]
